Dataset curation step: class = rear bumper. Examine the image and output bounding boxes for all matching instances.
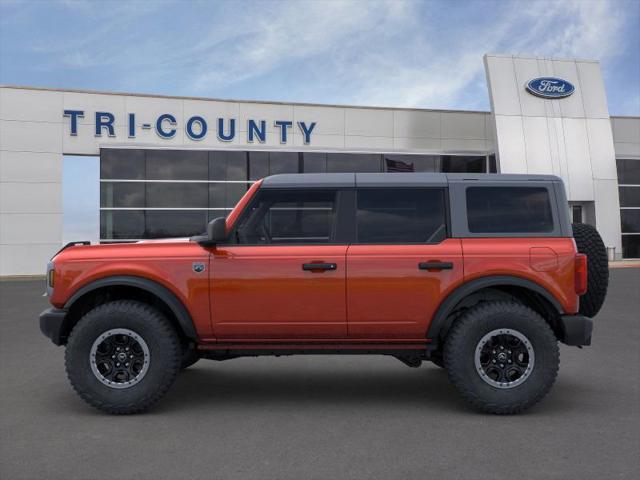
[39,308,69,346]
[558,314,593,346]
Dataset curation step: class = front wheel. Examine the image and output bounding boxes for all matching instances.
[65,300,182,414]
[443,301,559,414]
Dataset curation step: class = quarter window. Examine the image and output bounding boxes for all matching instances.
[466,187,553,233]
[356,189,447,243]
[234,190,337,245]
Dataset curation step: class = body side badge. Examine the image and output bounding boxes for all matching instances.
[192,262,206,273]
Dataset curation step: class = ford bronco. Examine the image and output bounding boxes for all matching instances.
[39,173,609,414]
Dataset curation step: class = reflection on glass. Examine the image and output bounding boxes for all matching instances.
[147,150,208,180]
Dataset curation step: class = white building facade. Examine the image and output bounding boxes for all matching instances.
[1,54,639,276]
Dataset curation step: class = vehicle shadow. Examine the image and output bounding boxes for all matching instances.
[156,360,472,414]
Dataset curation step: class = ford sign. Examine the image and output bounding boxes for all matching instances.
[526,77,575,99]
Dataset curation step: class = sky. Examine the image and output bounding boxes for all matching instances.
[1,0,639,114]
[1,0,639,241]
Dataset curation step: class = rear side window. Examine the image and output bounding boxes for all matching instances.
[466,187,553,233]
[356,188,447,243]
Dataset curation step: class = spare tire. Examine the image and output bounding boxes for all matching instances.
[572,223,609,317]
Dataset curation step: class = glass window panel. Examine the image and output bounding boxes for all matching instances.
[227,183,249,207]
[208,210,231,223]
[209,183,226,208]
[466,187,554,233]
[225,151,248,181]
[100,182,145,208]
[619,187,640,207]
[100,149,145,179]
[384,155,439,172]
[269,152,299,175]
[249,152,269,180]
[302,152,327,173]
[146,210,209,238]
[208,151,226,180]
[617,159,640,185]
[441,155,486,173]
[146,150,208,180]
[100,210,144,239]
[208,183,249,208]
[235,190,336,245]
[489,154,497,173]
[622,235,640,258]
[572,205,583,224]
[327,153,381,173]
[356,189,446,243]
[146,182,208,208]
[621,210,640,233]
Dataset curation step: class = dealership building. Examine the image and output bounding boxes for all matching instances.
[1,53,639,276]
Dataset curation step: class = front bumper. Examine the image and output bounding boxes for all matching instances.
[39,308,69,346]
[558,314,593,346]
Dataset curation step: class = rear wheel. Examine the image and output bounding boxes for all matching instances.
[65,300,182,414]
[572,223,609,317]
[444,301,559,414]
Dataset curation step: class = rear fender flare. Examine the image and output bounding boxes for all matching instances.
[427,275,563,341]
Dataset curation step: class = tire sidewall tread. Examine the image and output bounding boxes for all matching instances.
[65,300,182,414]
[444,301,560,414]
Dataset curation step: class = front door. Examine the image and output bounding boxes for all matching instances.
[346,188,464,339]
[210,188,348,339]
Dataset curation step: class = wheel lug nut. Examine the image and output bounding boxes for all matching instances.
[500,364,504,368]
[125,363,129,367]
[116,363,120,366]
[492,359,496,363]
[508,360,512,363]
[111,355,115,359]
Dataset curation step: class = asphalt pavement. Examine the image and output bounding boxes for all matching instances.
[1,269,639,480]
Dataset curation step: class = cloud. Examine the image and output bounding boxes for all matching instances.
[2,0,637,114]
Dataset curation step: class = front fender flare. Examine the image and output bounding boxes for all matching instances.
[65,275,197,339]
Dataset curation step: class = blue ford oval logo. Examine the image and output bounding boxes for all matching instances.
[526,77,575,99]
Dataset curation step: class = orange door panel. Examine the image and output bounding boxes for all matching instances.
[346,239,464,339]
[211,245,347,339]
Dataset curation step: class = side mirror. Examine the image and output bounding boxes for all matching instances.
[191,217,227,246]
[207,216,227,243]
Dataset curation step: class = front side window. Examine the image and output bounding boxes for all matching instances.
[234,190,337,245]
[466,187,554,233]
[356,188,447,244]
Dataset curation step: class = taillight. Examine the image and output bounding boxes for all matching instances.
[575,254,588,295]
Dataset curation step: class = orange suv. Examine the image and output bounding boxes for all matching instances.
[39,173,609,414]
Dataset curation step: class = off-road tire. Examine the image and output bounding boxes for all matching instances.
[65,300,182,414]
[572,223,609,317]
[181,347,200,370]
[444,301,559,414]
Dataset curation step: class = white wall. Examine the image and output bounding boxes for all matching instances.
[484,54,623,255]
[611,116,640,159]
[0,88,64,276]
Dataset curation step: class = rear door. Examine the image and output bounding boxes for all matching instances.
[346,188,464,339]
[210,188,349,339]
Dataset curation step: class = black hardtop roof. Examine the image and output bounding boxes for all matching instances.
[261,172,561,189]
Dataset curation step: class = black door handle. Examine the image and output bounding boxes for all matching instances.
[419,262,453,271]
[302,263,337,271]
